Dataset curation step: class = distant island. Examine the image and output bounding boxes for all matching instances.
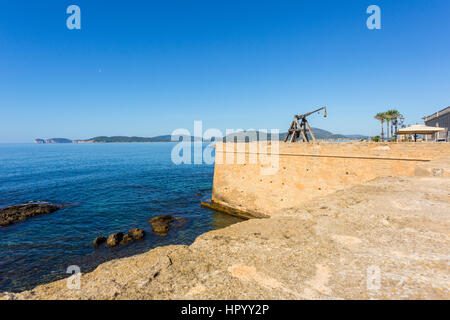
[35,138,74,144]
[35,129,368,144]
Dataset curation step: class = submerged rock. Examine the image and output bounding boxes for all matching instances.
[120,234,133,245]
[149,214,176,236]
[93,236,106,247]
[106,232,123,247]
[128,228,145,240]
[0,202,62,227]
[151,223,170,236]
[99,229,145,248]
[150,214,176,224]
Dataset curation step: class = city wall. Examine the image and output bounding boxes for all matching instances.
[205,142,450,217]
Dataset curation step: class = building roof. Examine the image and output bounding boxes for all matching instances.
[397,124,445,135]
[423,106,450,122]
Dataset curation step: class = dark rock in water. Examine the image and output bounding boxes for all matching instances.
[102,229,142,247]
[128,228,145,240]
[120,234,133,245]
[149,214,176,237]
[150,214,175,224]
[151,223,170,236]
[107,232,123,247]
[93,236,106,247]
[0,202,61,227]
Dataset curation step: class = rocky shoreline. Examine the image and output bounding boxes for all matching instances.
[0,202,62,227]
[2,159,449,299]
[91,215,186,248]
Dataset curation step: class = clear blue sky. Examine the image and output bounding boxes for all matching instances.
[1,0,449,142]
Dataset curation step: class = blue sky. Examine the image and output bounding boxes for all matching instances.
[0,0,449,142]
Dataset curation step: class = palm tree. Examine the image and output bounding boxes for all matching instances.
[384,112,392,141]
[386,109,403,141]
[394,110,403,138]
[374,112,386,141]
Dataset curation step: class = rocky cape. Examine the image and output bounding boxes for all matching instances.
[0,202,62,227]
[2,158,449,300]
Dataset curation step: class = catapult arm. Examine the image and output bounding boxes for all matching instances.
[296,106,327,119]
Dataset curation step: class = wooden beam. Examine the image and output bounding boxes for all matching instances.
[304,120,316,141]
[299,121,308,142]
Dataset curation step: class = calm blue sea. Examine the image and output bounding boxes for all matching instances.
[0,142,243,292]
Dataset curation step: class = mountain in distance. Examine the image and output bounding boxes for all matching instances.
[342,134,368,139]
[90,136,155,143]
[89,135,203,143]
[223,128,368,141]
[34,135,202,143]
[35,129,368,144]
[149,135,203,142]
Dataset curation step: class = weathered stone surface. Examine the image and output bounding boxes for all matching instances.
[414,157,450,177]
[93,237,106,247]
[2,173,449,300]
[212,142,450,217]
[106,232,123,247]
[0,202,61,227]
[128,228,145,240]
[150,215,176,236]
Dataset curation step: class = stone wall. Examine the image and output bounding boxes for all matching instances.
[210,142,450,217]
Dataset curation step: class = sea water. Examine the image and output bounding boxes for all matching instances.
[0,142,243,292]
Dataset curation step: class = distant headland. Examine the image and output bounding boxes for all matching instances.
[34,129,368,144]
[34,136,176,143]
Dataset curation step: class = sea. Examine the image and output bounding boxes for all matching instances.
[0,142,243,292]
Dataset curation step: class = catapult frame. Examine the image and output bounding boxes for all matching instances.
[284,106,327,142]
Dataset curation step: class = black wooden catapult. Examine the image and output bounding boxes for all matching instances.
[284,106,327,142]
